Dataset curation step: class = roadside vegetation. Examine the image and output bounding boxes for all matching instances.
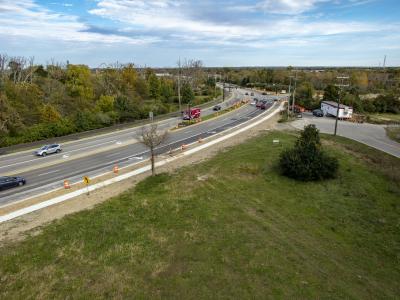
[385,126,400,143]
[222,67,400,119]
[1,131,399,299]
[0,55,219,147]
[279,125,339,181]
[367,113,400,124]
[1,55,399,147]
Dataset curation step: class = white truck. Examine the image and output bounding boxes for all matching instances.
[321,101,353,119]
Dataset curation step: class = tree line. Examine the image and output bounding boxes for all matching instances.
[0,55,218,147]
[219,67,400,113]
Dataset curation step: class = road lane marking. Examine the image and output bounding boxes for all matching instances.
[106,152,124,158]
[38,170,60,177]
[0,102,282,222]
[0,140,117,170]
[129,156,144,160]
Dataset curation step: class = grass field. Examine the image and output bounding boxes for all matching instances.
[367,113,400,124]
[385,126,400,143]
[1,131,399,299]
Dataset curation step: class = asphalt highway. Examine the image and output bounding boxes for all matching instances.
[0,88,287,205]
[0,90,241,175]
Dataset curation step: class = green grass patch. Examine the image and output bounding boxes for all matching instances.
[367,113,400,124]
[385,126,400,143]
[0,132,399,299]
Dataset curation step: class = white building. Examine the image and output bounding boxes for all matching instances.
[321,101,353,119]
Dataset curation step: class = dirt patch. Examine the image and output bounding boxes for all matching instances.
[0,112,280,244]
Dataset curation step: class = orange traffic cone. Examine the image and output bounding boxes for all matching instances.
[64,180,71,189]
[113,165,119,174]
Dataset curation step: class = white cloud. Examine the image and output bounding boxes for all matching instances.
[0,0,157,45]
[89,0,393,44]
[258,0,329,15]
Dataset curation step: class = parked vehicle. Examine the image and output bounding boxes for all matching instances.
[0,176,26,191]
[183,108,201,120]
[313,109,324,117]
[251,92,254,96]
[35,144,62,157]
[213,105,222,111]
[260,103,267,110]
[296,113,303,118]
[321,101,353,119]
[262,92,267,95]
[256,101,263,108]
[245,92,248,95]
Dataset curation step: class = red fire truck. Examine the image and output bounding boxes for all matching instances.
[183,108,201,120]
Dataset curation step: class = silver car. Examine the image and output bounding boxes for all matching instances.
[35,144,62,156]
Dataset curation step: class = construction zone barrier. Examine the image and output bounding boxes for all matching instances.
[64,180,71,189]
[113,165,119,174]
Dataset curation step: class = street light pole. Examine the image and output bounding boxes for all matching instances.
[334,76,350,136]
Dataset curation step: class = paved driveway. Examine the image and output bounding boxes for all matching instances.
[290,113,400,158]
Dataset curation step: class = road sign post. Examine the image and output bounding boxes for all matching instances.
[149,111,154,122]
[83,176,90,195]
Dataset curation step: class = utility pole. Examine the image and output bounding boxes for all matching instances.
[334,76,350,136]
[291,70,298,114]
[212,74,217,98]
[222,77,225,101]
[287,76,292,116]
[178,57,182,112]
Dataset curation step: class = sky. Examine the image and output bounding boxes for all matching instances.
[0,0,399,67]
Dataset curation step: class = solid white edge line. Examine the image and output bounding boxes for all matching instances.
[0,102,284,223]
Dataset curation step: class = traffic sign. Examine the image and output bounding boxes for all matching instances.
[83,176,90,185]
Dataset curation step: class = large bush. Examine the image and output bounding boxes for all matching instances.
[279,125,339,181]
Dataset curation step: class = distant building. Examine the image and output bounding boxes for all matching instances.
[321,101,353,119]
[155,73,172,77]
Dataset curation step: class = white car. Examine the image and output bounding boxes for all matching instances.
[34,144,62,157]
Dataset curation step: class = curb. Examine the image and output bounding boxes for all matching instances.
[0,102,284,223]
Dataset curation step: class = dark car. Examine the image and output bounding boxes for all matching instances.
[260,103,267,110]
[262,92,267,95]
[213,105,222,111]
[313,109,324,117]
[245,92,248,95]
[0,176,26,191]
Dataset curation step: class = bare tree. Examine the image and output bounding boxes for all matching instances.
[139,124,168,176]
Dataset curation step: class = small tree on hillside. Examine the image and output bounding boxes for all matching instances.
[181,82,195,103]
[279,125,339,181]
[139,124,168,176]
